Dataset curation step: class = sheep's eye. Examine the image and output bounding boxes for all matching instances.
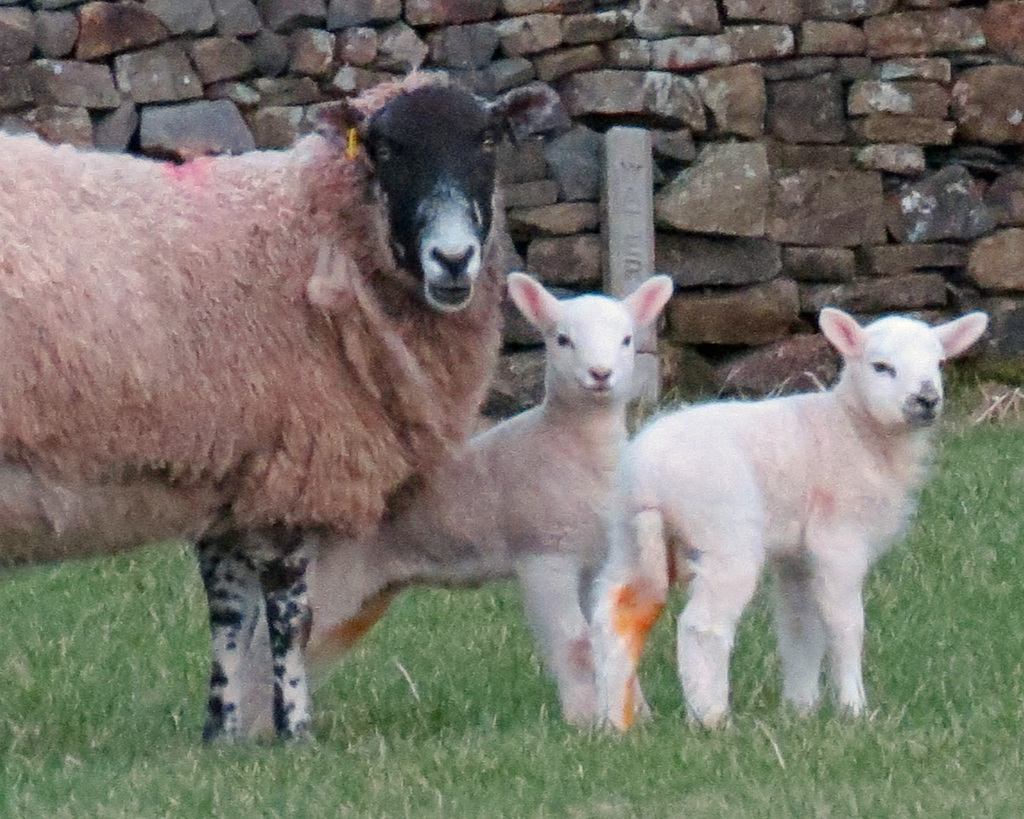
[872,361,896,377]
[622,335,633,347]
[374,142,394,162]
[556,333,573,349]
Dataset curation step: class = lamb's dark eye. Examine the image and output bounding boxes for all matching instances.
[556,333,572,348]
[872,361,896,377]
[622,335,633,347]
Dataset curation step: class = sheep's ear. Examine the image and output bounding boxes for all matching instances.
[624,275,674,328]
[316,101,366,150]
[507,272,560,333]
[819,307,866,358]
[934,311,989,359]
[490,83,569,142]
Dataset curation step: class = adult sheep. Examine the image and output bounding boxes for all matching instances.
[0,72,559,742]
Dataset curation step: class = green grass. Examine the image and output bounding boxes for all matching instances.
[4,419,1024,817]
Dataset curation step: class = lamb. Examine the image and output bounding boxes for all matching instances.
[591,307,988,730]
[0,73,559,742]
[238,272,674,732]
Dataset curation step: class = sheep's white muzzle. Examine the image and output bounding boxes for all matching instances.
[419,189,483,313]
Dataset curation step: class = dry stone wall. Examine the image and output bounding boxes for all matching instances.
[1,0,1023,407]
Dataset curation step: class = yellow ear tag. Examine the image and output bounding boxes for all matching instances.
[346,127,359,160]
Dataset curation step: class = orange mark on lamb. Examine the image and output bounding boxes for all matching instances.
[309,589,394,662]
[610,582,664,728]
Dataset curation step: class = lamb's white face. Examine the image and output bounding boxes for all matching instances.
[821,308,989,431]
[548,295,638,401]
[855,317,947,429]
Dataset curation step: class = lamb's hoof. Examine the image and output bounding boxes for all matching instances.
[687,711,731,731]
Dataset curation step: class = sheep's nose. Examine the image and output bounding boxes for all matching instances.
[431,245,475,278]
[589,367,612,384]
[914,384,940,412]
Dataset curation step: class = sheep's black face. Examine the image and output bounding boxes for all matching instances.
[366,86,500,313]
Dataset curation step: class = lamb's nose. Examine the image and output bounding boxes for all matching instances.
[589,367,612,384]
[431,246,474,278]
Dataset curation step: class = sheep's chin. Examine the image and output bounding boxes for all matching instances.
[424,281,474,312]
[902,406,940,429]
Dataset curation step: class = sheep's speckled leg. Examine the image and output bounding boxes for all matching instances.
[259,540,313,742]
[197,536,262,743]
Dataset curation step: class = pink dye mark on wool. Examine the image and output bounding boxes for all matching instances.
[161,157,214,186]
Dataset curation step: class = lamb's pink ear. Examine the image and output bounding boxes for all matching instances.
[624,275,674,328]
[934,311,988,359]
[507,272,560,333]
[819,307,866,358]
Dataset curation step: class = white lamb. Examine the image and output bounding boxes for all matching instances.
[240,272,674,729]
[592,307,988,729]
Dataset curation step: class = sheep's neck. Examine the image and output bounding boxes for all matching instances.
[538,393,628,452]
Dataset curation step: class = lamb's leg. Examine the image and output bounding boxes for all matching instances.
[258,531,314,741]
[772,557,827,713]
[810,540,869,716]
[197,534,263,743]
[678,533,763,729]
[515,553,597,726]
[592,509,669,730]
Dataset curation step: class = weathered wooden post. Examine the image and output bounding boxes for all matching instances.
[603,125,661,402]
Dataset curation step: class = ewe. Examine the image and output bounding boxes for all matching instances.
[0,74,557,742]
[239,273,673,731]
[592,307,988,729]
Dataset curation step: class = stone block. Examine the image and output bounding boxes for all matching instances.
[254,75,321,105]
[34,11,77,59]
[76,0,168,60]
[288,28,334,77]
[558,69,706,131]
[951,66,1024,145]
[603,38,651,68]
[525,234,603,286]
[782,246,857,282]
[887,165,994,243]
[24,104,93,147]
[667,278,800,345]
[863,9,987,57]
[406,0,498,26]
[482,348,545,418]
[563,10,628,43]
[799,274,947,314]
[534,45,603,82]
[376,22,427,72]
[248,29,291,76]
[724,0,802,25]
[651,25,794,72]
[258,0,326,33]
[986,171,1024,228]
[696,63,765,138]
[190,36,255,84]
[655,141,770,237]
[501,0,591,14]
[967,229,1024,292]
[248,104,305,148]
[767,72,846,143]
[633,0,722,37]
[850,114,955,145]
[335,27,377,66]
[543,125,602,201]
[762,55,835,80]
[508,202,601,236]
[0,7,34,66]
[799,21,865,54]
[718,334,840,397]
[497,13,562,56]
[848,80,948,118]
[657,234,782,286]
[115,43,203,104]
[504,179,560,209]
[768,142,854,170]
[804,0,894,20]
[143,0,216,35]
[326,0,399,28]
[140,98,255,158]
[855,143,926,175]
[31,60,120,109]
[212,0,263,37]
[877,57,950,82]
[859,243,967,276]
[490,56,535,90]
[93,100,139,151]
[427,22,500,69]
[984,0,1024,61]
[768,169,886,247]
[0,63,32,111]
[497,136,549,184]
[651,128,696,163]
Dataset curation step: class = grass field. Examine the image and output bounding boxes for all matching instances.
[3,405,1024,817]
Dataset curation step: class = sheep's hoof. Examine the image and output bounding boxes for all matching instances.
[278,724,315,745]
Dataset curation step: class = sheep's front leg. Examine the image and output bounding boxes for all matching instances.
[197,535,263,743]
[516,553,597,725]
[259,536,313,742]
